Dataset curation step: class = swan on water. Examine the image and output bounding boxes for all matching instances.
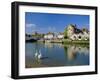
[38,50,42,59]
[34,49,48,60]
[35,50,38,57]
[34,50,42,59]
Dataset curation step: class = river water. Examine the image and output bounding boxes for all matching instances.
[25,42,89,68]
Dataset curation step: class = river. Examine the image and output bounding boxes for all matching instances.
[25,42,89,68]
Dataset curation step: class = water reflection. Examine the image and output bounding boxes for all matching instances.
[64,45,89,61]
[25,42,89,68]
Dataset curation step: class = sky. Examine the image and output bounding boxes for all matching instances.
[25,12,89,34]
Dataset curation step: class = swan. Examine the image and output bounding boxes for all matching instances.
[38,53,42,59]
[35,50,38,57]
[38,50,42,59]
[38,50,48,59]
[34,50,42,59]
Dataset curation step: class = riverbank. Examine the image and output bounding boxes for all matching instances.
[26,38,89,44]
[44,39,89,44]
[62,39,89,44]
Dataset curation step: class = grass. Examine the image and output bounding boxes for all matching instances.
[62,39,89,44]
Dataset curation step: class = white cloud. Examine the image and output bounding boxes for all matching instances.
[25,23,36,28]
[25,23,37,34]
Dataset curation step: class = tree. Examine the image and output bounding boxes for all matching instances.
[64,27,68,39]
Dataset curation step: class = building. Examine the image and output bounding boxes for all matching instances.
[57,32,64,39]
[66,24,89,40]
[44,32,54,40]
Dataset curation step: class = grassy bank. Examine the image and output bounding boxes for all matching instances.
[26,38,89,45]
[62,39,89,44]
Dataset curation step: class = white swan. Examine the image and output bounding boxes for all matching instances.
[35,50,38,57]
[38,50,42,59]
[34,50,42,59]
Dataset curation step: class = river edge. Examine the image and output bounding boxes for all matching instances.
[26,39,89,45]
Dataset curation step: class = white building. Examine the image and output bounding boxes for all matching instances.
[70,32,89,40]
[44,33,54,39]
[66,24,89,40]
[82,31,89,40]
[70,34,78,40]
[57,33,64,39]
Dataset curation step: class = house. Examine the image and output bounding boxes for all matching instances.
[70,32,89,41]
[70,34,78,40]
[57,33,64,39]
[44,32,54,40]
[66,24,89,40]
[66,24,82,38]
[82,28,89,40]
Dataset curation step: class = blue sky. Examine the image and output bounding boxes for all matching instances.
[25,12,89,34]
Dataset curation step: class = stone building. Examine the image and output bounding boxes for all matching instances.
[66,24,89,40]
[57,32,64,39]
[44,32,54,40]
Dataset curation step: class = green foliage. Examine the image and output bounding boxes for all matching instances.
[64,27,68,39]
[62,39,89,44]
[32,34,44,38]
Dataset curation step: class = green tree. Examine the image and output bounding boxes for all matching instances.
[64,27,68,39]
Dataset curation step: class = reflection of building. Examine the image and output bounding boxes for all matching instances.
[64,45,89,60]
[76,46,89,55]
[67,46,77,60]
[44,42,53,48]
[44,43,63,48]
[66,24,89,40]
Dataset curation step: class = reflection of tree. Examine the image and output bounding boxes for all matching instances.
[64,45,77,61]
[64,46,68,57]
[64,45,89,61]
